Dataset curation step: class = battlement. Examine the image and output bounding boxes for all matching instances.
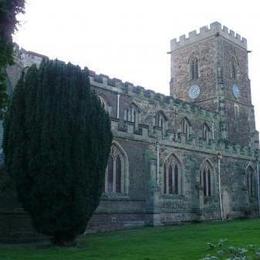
[12,44,48,68]
[170,22,247,51]
[110,118,255,159]
[88,70,218,118]
[10,45,218,120]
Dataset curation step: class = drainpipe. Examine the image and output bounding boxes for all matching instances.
[156,142,160,187]
[116,93,120,119]
[217,152,224,220]
[257,160,260,216]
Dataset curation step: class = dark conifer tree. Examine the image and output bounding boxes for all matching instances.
[3,60,112,245]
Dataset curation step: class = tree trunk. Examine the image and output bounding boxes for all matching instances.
[51,233,77,247]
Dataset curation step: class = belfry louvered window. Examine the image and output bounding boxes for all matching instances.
[190,58,199,80]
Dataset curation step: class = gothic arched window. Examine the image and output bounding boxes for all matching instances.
[155,111,167,132]
[105,143,129,194]
[190,57,199,80]
[107,155,113,192]
[200,160,214,197]
[246,166,256,198]
[124,103,140,129]
[115,156,122,193]
[230,57,239,80]
[231,61,237,79]
[182,117,191,140]
[202,123,211,144]
[163,154,182,195]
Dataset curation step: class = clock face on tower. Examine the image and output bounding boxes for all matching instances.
[232,84,240,98]
[188,85,200,99]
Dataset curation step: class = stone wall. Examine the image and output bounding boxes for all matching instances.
[0,23,259,242]
[170,22,256,147]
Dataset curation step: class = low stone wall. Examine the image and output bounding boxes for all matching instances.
[86,213,145,233]
[0,209,46,243]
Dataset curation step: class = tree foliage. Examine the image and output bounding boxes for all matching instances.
[3,60,113,245]
[0,0,25,110]
[0,0,25,66]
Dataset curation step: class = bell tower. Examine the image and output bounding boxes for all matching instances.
[169,22,258,147]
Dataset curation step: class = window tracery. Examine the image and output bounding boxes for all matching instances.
[200,160,214,197]
[104,143,128,194]
[163,154,181,195]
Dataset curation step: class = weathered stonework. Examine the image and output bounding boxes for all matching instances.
[170,21,257,147]
[0,22,259,241]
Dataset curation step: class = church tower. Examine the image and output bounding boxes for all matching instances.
[170,22,258,147]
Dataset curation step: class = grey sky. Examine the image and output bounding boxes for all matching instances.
[14,0,260,128]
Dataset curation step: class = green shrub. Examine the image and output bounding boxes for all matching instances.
[201,239,260,260]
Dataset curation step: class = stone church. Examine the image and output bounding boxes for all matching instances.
[1,22,259,240]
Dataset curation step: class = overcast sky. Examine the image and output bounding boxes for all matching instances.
[14,0,260,129]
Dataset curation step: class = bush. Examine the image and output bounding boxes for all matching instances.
[201,239,260,260]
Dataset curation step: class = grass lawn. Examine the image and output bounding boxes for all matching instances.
[0,219,260,260]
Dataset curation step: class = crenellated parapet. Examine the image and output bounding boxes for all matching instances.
[8,45,219,127]
[88,70,218,119]
[170,21,247,51]
[111,118,255,159]
[12,44,47,68]
[11,45,218,120]
[9,44,255,161]
[89,69,156,98]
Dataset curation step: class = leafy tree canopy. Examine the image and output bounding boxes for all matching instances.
[0,0,25,110]
[0,0,25,66]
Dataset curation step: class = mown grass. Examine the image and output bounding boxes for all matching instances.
[0,219,260,260]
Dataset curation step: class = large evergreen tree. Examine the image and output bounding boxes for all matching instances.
[3,59,112,245]
[0,0,25,110]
